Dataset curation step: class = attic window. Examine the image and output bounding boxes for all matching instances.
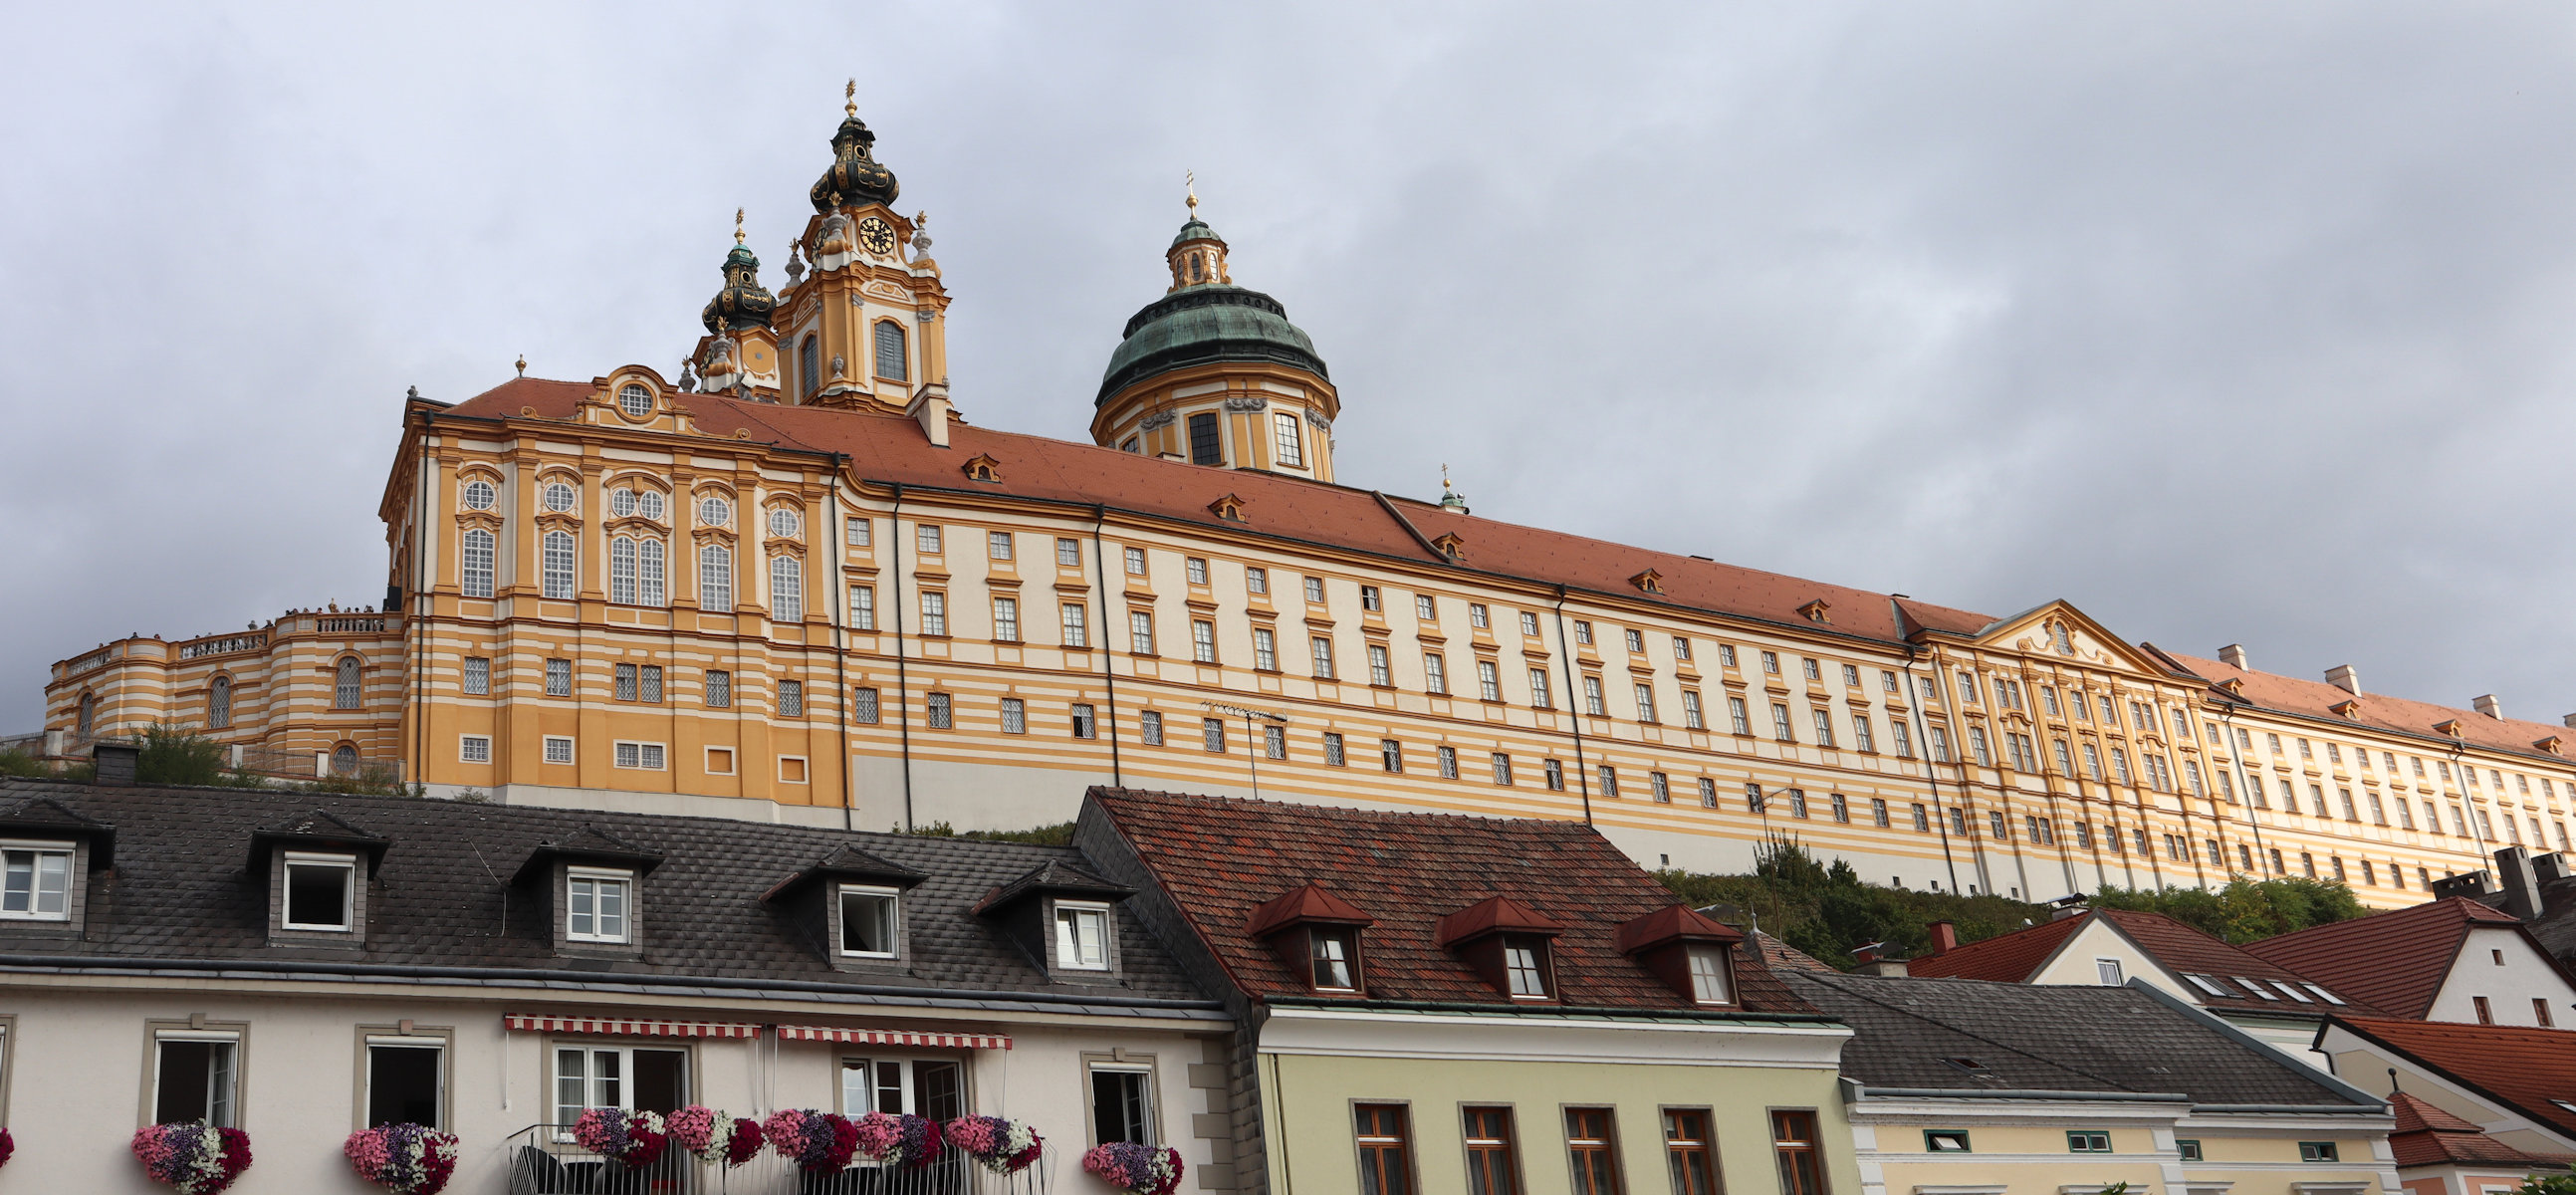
[1631,570,1665,596]
[1437,895,1565,1002]
[2229,976,2279,1001]
[1686,945,1731,1003]
[1432,533,1465,562]
[1939,1059,1987,1076]
[1054,902,1110,971]
[2182,973,2235,997]
[2539,736,2565,756]
[0,843,73,921]
[1207,493,1246,522]
[962,454,1002,484]
[838,885,899,958]
[2270,980,2313,1004]
[2331,699,2362,718]
[281,852,355,932]
[2300,983,2345,1006]
[1310,928,1358,990]
[2220,678,2245,695]
[2435,719,2464,737]
[1923,1129,1973,1152]
[1797,599,1830,624]
[567,868,632,944]
[1249,883,1373,994]
[1501,936,1550,998]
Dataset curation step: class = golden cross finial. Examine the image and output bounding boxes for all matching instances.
[844,79,857,118]
[1185,169,1198,215]
[1442,463,1453,488]
[733,207,746,244]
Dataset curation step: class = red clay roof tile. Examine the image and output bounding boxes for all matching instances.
[2334,1016,2576,1143]
[1907,908,2378,1015]
[2244,898,2504,1020]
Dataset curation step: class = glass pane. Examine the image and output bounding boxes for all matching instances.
[368,1045,443,1128]
[155,1040,215,1123]
[918,1061,965,1120]
[842,1060,874,1113]
[555,1049,586,1124]
[632,1049,687,1114]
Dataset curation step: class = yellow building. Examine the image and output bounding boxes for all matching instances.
[38,96,2576,904]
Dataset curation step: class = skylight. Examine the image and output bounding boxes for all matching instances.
[2231,977,2280,1001]
[2301,983,2346,1006]
[2272,981,2314,1004]
[2184,974,2234,997]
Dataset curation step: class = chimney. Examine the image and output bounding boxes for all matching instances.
[2473,694,2504,720]
[1850,942,1911,977]
[2432,870,2492,901]
[2219,643,2249,670]
[2326,665,2362,695]
[2563,713,2576,730]
[91,740,138,787]
[2496,846,2543,921]
[2051,905,2086,921]
[2536,852,2571,884]
[905,381,952,449]
[1928,920,1958,955]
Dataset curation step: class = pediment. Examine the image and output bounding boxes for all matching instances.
[1968,600,2177,679]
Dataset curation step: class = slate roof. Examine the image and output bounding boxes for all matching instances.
[1085,787,1816,1015]
[1753,930,1839,975]
[1784,971,2381,1108]
[439,377,1995,645]
[1906,908,2370,1016]
[2169,650,2576,766]
[2329,1016,2576,1143]
[2245,897,2539,1019]
[0,779,1209,1005]
[2387,1091,2574,1170]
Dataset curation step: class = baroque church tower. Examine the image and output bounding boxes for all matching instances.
[696,83,954,423]
[1092,188,1339,482]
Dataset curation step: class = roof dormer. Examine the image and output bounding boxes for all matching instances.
[1797,598,1831,624]
[1614,903,1745,1006]
[1248,883,1374,994]
[0,798,111,940]
[249,809,388,947]
[1437,895,1565,1002]
[512,826,664,958]
[973,859,1135,984]
[762,843,930,972]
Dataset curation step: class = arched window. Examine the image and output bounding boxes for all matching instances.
[772,555,803,621]
[699,543,733,610]
[460,528,495,598]
[78,691,96,737]
[333,743,358,776]
[874,321,907,382]
[800,335,820,396]
[610,538,638,604]
[1189,254,1204,282]
[208,676,231,729]
[542,530,577,599]
[335,658,362,709]
[639,538,666,606]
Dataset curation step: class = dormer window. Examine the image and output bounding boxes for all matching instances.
[1310,928,1357,990]
[567,868,632,943]
[1054,902,1110,971]
[0,843,72,921]
[838,885,899,958]
[281,852,355,931]
[1503,936,1550,998]
[1614,903,1745,1007]
[1686,944,1732,1004]
[1249,882,1374,995]
[1438,895,1566,1003]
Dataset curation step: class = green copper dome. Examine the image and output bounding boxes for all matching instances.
[1171,218,1217,246]
[1097,285,1329,404]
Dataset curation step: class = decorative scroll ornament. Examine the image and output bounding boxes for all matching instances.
[1139,411,1176,432]
[1223,394,1269,412]
[1304,409,1333,432]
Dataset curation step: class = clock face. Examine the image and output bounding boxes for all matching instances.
[858,217,897,256]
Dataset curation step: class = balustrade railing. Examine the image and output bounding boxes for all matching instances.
[178,632,267,660]
[504,1127,1051,1195]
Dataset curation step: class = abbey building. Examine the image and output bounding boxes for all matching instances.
[38,100,2576,908]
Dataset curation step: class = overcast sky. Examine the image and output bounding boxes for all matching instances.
[5,3,2574,733]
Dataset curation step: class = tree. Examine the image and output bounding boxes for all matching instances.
[2088,876,2366,943]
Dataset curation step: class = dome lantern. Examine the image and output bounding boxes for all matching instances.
[810,80,899,214]
[700,208,777,333]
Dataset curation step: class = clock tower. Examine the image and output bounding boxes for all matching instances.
[746,84,953,414]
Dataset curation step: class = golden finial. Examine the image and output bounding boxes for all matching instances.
[515,355,527,378]
[844,79,857,118]
[1185,169,1198,216]
[1442,463,1453,490]
[734,207,746,245]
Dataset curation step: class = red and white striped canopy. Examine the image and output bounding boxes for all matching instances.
[776,1026,1012,1051]
[505,1015,762,1040]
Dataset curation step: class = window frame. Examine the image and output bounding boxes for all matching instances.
[1083,1056,1160,1147]
[1054,900,1113,972]
[1354,1102,1418,1195]
[836,883,902,960]
[1661,1106,1720,1195]
[145,1023,247,1129]
[280,850,358,933]
[1461,1104,1522,1195]
[1562,1105,1624,1195]
[565,866,635,944]
[0,841,76,922]
[356,1026,452,1131]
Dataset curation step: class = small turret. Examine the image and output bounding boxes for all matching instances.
[701,210,777,333]
[809,81,899,214]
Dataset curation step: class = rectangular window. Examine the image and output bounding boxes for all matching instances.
[1323,732,1345,766]
[986,530,1013,561]
[1682,690,1704,729]
[1598,766,1619,798]
[1187,411,1222,465]
[1479,659,1502,700]
[1247,567,1268,595]
[1729,697,1751,735]
[633,666,660,704]
[704,669,732,708]
[926,692,952,729]
[771,555,804,621]
[1771,703,1795,742]
[1382,739,1404,773]
[1930,726,1951,762]
[1264,724,1286,760]
[1700,778,1719,808]
[1439,745,1460,779]
[1001,698,1027,735]
[1464,1107,1520,1195]
[1255,627,1279,670]
[1851,714,1874,752]
[463,656,490,695]
[282,851,354,930]
[1071,703,1097,740]
[545,657,572,696]
[1417,595,1438,620]
[1772,1111,1823,1195]
[1574,620,1593,645]
[1130,611,1155,654]
[1192,618,1218,663]
[1313,636,1337,679]
[612,741,664,770]
[1493,753,1514,786]
[1470,602,1490,628]
[1056,537,1081,567]
[850,585,876,630]
[1565,1108,1621,1195]
[153,1033,241,1126]
[1425,653,1448,694]
[1202,718,1226,753]
[1061,602,1087,648]
[2067,1130,2111,1152]
[919,592,947,636]
[2299,1142,2339,1163]
[852,687,879,724]
[1089,1067,1154,1145]
[543,735,574,764]
[1761,650,1780,673]
[364,1040,443,1129]
[1520,610,1540,636]
[1831,793,1850,823]
[1370,645,1392,686]
[1530,668,1553,709]
[1361,585,1382,612]
[993,598,1020,642]
[1139,711,1163,746]
[1913,803,1930,832]
[845,517,872,548]
[1545,759,1564,791]
[1664,1109,1718,1195]
[1870,797,1890,827]
[1186,557,1210,585]
[1054,903,1109,971]
[1802,657,1821,681]
[1124,546,1147,576]
[1673,636,1692,660]
[1811,707,1835,748]
[1355,1104,1412,1195]
[1651,772,1671,803]
[914,525,942,555]
[1634,683,1656,722]
[566,869,631,942]
[839,886,897,956]
[460,735,491,763]
[1307,576,1328,603]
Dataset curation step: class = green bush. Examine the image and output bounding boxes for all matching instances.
[2088,875,2366,943]
[0,746,50,779]
[906,820,1076,846]
[132,725,239,787]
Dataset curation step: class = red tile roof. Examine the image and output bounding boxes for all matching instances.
[2168,651,2576,765]
[2333,1016,2576,1144]
[1906,908,2375,1015]
[437,378,1993,643]
[1087,787,1814,1014]
[2245,898,2521,1020]
[2388,1091,2575,1170]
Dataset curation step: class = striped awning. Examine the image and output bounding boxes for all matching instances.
[776,1026,1012,1051]
[505,1015,762,1040]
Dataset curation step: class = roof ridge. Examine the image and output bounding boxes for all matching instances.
[1791,972,2156,1092]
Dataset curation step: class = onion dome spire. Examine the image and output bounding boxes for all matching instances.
[701,208,778,333]
[810,79,899,213]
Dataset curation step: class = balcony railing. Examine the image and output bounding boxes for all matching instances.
[505,1126,1052,1195]
[178,631,269,660]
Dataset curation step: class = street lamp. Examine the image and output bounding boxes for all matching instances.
[1203,701,1288,801]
